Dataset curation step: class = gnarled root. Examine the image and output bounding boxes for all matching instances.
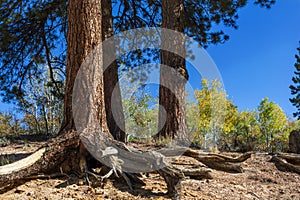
[271,154,300,175]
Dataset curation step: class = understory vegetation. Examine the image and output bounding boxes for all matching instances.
[1,78,297,153]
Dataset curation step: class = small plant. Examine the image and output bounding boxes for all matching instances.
[209,146,219,153]
[126,133,138,143]
[23,139,30,149]
[0,137,10,147]
[153,136,173,146]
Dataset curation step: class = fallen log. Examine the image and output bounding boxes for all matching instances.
[271,156,300,175]
[183,149,252,163]
[277,153,300,165]
[181,168,212,180]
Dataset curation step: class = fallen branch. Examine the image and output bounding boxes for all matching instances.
[181,168,212,180]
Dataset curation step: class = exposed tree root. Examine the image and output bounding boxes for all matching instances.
[0,129,253,197]
[183,149,252,173]
[277,153,300,165]
[0,152,33,165]
[271,154,300,175]
[0,148,46,175]
[159,148,251,173]
[183,149,252,163]
[0,131,80,192]
[79,127,186,195]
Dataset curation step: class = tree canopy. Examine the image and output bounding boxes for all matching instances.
[192,79,289,152]
[258,97,288,152]
[0,0,276,105]
[0,0,67,103]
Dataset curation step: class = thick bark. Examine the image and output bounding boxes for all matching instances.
[157,0,189,143]
[62,0,106,132]
[60,0,114,136]
[61,1,83,131]
[66,0,113,174]
[102,0,126,142]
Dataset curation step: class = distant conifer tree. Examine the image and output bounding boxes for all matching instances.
[290,42,300,118]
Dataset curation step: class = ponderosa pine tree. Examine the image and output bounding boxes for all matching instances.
[0,2,185,195]
[289,42,300,119]
[0,0,109,185]
[157,0,276,141]
[0,0,277,142]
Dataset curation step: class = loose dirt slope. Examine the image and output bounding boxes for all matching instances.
[0,141,299,200]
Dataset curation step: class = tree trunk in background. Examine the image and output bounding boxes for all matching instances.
[157,0,189,143]
[289,130,300,154]
[102,0,126,142]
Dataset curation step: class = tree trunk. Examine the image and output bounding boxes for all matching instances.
[60,0,109,132]
[289,130,300,154]
[0,0,108,187]
[157,0,189,144]
[56,0,111,172]
[102,0,126,142]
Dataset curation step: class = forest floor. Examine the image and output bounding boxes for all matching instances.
[0,137,299,200]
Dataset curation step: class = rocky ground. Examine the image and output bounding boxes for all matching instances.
[0,140,299,200]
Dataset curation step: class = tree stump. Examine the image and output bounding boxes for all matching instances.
[289,130,300,154]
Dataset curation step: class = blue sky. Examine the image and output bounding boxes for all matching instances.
[206,0,300,118]
[1,1,299,119]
